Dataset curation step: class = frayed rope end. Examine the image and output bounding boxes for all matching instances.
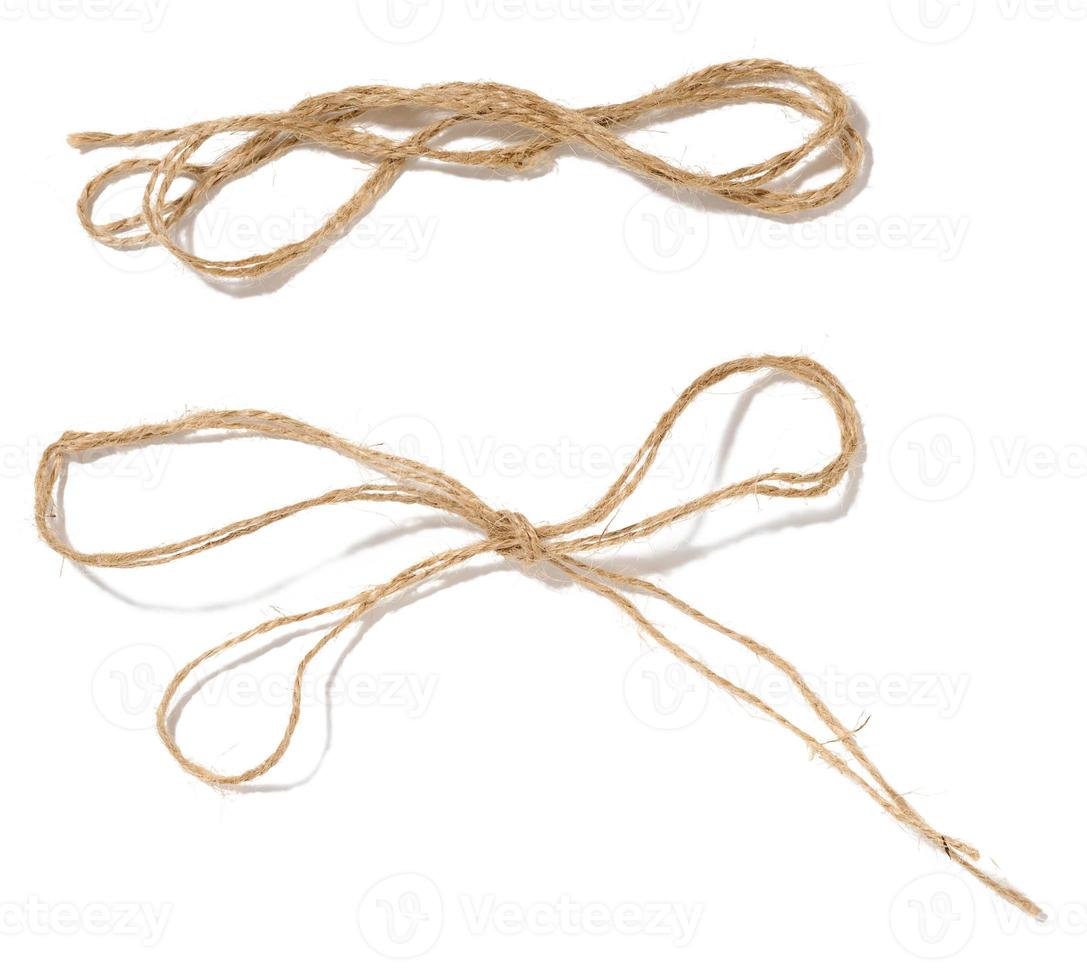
[68,132,113,149]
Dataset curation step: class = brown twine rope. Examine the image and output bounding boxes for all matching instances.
[69,59,865,280]
[34,355,1039,919]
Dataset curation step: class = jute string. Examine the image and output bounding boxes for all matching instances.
[34,356,1038,919]
[70,59,864,280]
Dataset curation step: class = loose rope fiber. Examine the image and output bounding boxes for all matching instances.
[35,356,1040,919]
[70,60,865,280]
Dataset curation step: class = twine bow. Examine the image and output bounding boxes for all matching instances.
[70,59,865,280]
[34,355,1039,918]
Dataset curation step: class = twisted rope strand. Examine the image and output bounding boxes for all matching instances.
[70,60,865,280]
[34,355,1038,919]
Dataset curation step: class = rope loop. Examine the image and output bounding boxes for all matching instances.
[34,356,1040,921]
[70,59,865,280]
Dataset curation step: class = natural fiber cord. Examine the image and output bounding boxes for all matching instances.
[70,60,864,279]
[35,356,1040,919]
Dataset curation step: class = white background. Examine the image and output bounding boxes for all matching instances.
[1,1,1085,976]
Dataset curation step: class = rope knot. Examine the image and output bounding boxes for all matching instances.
[32,358,1047,921]
[491,510,547,565]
